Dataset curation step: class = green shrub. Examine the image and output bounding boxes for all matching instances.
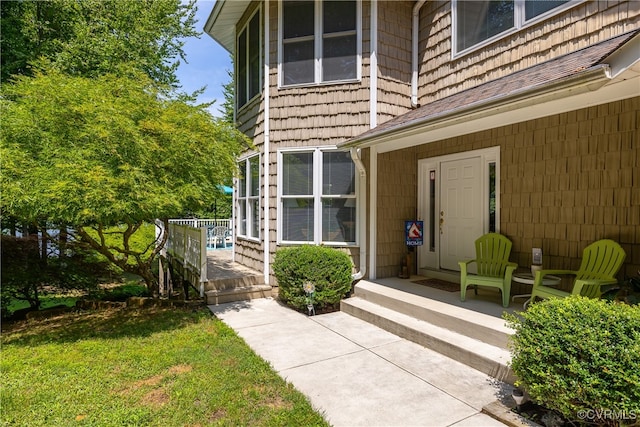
[99,283,150,302]
[273,245,353,312]
[505,296,640,424]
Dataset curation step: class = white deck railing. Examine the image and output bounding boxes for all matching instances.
[161,222,207,297]
[169,218,231,229]
[168,218,233,249]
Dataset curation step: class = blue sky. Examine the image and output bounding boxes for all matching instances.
[176,0,232,117]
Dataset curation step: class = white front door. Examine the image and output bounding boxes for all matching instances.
[439,157,483,270]
[417,147,499,273]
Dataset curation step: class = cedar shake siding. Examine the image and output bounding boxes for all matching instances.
[375,96,639,279]
[414,0,639,107]
[376,1,413,124]
[207,0,639,284]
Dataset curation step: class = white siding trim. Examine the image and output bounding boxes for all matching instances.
[369,146,378,279]
[370,0,378,128]
[263,1,270,285]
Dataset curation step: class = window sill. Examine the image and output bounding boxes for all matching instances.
[278,78,361,90]
[237,235,261,244]
[237,92,262,114]
[277,242,359,248]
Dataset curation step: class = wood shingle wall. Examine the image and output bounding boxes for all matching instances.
[376,97,639,279]
[415,0,639,107]
[229,0,638,283]
[376,1,413,124]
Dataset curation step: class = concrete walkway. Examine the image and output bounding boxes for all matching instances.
[209,298,514,427]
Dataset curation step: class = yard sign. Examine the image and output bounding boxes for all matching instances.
[405,221,423,246]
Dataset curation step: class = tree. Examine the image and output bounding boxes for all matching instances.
[1,69,246,296]
[0,0,197,86]
[220,56,236,124]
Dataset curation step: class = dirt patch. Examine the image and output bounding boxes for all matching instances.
[118,363,193,406]
[168,364,192,375]
[132,375,164,390]
[263,395,293,411]
[245,385,293,411]
[209,408,228,422]
[141,388,170,408]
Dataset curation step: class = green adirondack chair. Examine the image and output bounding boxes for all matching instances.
[459,233,517,308]
[529,239,626,305]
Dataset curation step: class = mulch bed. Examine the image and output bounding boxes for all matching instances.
[513,401,569,426]
[412,278,460,292]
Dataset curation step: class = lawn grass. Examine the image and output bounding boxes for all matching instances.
[1,305,329,426]
[6,294,80,313]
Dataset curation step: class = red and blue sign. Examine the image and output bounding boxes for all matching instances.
[405,221,423,246]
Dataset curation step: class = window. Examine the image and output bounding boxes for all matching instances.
[238,155,260,239]
[280,0,359,86]
[429,170,436,252]
[488,162,496,232]
[279,149,356,244]
[453,0,573,55]
[237,9,261,108]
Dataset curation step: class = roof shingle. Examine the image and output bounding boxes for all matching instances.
[343,30,639,146]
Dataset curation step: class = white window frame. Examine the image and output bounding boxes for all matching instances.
[236,6,262,109]
[452,0,584,58]
[277,147,358,245]
[237,154,261,241]
[277,0,362,88]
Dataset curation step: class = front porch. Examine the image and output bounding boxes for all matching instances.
[343,276,519,385]
[205,248,521,384]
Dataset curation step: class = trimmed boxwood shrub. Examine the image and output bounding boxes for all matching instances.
[273,245,353,312]
[505,296,640,424]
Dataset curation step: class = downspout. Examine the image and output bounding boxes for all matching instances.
[350,148,367,281]
[263,2,270,285]
[411,0,427,108]
[349,0,378,282]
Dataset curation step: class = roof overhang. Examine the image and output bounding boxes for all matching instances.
[203,0,251,53]
[339,32,640,154]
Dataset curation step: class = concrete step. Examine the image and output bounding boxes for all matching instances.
[205,273,270,305]
[341,281,515,384]
[205,284,272,305]
[205,274,265,291]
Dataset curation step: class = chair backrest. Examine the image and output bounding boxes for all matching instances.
[474,233,513,277]
[213,226,228,238]
[576,239,626,281]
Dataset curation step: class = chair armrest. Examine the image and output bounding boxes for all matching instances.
[571,278,617,296]
[505,262,518,273]
[458,259,476,276]
[504,262,518,282]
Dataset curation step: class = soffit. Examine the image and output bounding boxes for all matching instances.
[203,0,252,53]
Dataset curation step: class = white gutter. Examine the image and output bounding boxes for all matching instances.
[350,148,367,281]
[411,0,427,108]
[343,64,612,150]
[263,2,270,286]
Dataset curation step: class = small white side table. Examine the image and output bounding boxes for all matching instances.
[512,272,561,308]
